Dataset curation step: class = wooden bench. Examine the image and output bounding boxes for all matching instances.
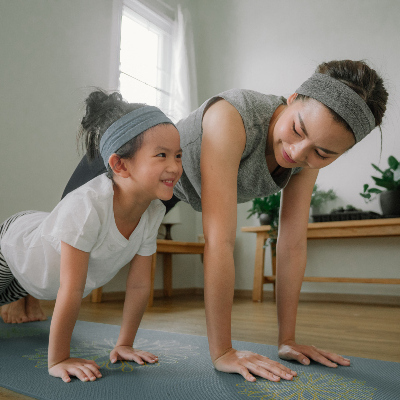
[242,218,400,302]
[91,239,205,306]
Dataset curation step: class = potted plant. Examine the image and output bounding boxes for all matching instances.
[247,193,281,248]
[360,155,400,216]
[247,193,281,227]
[310,184,337,215]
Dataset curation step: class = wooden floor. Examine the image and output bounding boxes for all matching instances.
[1,294,399,399]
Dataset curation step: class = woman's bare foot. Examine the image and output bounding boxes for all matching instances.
[1,295,47,323]
[25,294,47,322]
[1,297,29,323]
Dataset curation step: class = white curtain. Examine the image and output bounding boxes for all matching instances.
[168,5,198,123]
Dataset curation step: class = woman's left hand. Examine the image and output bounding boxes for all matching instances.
[278,340,350,367]
[109,346,158,365]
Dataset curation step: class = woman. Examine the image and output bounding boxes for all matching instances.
[3,60,388,383]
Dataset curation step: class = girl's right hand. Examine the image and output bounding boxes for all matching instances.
[48,358,102,383]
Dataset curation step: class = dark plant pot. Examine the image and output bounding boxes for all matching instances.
[380,190,400,216]
[259,213,271,225]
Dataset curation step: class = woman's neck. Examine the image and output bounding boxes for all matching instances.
[265,104,286,174]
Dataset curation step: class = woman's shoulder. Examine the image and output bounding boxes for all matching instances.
[213,88,285,107]
[203,89,286,125]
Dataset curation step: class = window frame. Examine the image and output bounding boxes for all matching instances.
[109,0,173,107]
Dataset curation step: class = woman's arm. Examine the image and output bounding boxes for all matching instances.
[109,254,158,365]
[277,168,350,367]
[201,100,296,382]
[48,241,102,382]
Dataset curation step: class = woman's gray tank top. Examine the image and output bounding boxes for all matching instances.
[174,89,302,212]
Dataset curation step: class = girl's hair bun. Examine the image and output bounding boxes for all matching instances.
[77,89,146,177]
[78,89,130,160]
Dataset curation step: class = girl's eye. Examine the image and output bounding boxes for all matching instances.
[292,122,301,136]
[315,150,328,160]
[156,153,166,158]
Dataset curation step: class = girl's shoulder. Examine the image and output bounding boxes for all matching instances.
[51,174,113,226]
[61,174,112,204]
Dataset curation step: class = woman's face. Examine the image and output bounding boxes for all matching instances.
[271,94,356,170]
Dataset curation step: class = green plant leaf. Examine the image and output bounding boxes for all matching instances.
[363,184,369,192]
[371,163,384,174]
[388,156,399,171]
[371,177,396,190]
[368,188,383,194]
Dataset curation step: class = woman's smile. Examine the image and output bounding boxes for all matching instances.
[282,149,296,164]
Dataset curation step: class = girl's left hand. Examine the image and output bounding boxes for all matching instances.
[278,340,351,367]
[109,346,158,365]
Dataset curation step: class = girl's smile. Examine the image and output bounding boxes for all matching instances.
[162,179,175,187]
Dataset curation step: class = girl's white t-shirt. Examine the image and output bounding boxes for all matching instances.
[1,174,165,300]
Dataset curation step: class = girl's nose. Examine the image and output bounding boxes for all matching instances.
[167,157,182,174]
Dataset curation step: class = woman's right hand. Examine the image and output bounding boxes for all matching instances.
[213,347,297,382]
[48,358,102,383]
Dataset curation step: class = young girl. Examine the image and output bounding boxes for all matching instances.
[0,90,183,382]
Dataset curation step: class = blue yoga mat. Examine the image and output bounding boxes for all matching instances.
[0,319,399,399]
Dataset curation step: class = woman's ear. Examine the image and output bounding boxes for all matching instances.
[108,154,129,178]
[287,93,298,105]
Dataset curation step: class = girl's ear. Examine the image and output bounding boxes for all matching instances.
[108,154,130,178]
[287,93,298,105]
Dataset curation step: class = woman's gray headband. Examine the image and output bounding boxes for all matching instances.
[296,73,375,142]
[100,105,175,167]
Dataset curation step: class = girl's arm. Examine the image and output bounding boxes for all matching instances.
[277,168,350,367]
[200,100,296,382]
[109,254,158,365]
[48,241,102,382]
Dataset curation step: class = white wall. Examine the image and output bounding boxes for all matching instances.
[0,0,114,221]
[1,0,399,297]
[190,0,400,296]
[0,0,198,293]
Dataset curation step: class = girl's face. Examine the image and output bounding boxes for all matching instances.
[124,124,182,201]
[271,94,356,170]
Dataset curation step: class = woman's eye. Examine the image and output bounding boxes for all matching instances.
[315,150,328,160]
[292,123,301,136]
[156,153,166,158]
[176,153,182,159]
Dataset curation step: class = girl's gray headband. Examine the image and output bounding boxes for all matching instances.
[296,73,375,143]
[100,105,175,167]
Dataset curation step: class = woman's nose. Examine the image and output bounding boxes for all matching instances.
[289,143,308,162]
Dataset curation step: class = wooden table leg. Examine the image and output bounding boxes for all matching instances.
[270,242,277,301]
[163,253,173,297]
[252,232,267,302]
[148,253,157,307]
[91,287,102,303]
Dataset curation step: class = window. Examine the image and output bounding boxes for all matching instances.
[119,0,173,111]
